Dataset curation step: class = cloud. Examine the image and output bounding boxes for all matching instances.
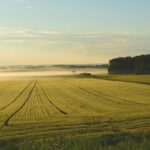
[0,26,62,41]
[0,26,150,62]
[0,26,150,47]
[1,26,148,42]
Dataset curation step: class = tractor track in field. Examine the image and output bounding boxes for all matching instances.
[36,84,59,114]
[65,82,125,105]
[0,123,111,140]
[36,86,51,116]
[2,115,150,140]
[35,88,46,118]
[36,86,57,115]
[0,80,67,130]
[0,81,37,130]
[24,90,30,119]
[33,91,40,119]
[0,81,34,111]
[66,81,149,108]
[86,87,150,107]
[35,87,48,118]
[37,83,67,115]
[67,82,103,98]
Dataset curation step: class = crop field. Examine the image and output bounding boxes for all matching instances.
[0,76,150,143]
[96,74,150,85]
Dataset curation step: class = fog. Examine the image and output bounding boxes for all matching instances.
[0,69,107,77]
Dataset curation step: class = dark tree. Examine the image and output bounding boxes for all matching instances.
[108,57,134,74]
[108,54,150,74]
[134,54,150,74]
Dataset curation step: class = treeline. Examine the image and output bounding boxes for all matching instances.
[54,64,108,69]
[108,54,150,74]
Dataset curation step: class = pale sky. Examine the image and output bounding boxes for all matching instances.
[0,0,150,65]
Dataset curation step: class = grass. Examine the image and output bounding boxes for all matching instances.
[93,74,150,85]
[0,75,150,149]
[1,132,150,150]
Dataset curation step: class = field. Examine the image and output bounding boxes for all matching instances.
[95,74,150,85]
[0,76,150,149]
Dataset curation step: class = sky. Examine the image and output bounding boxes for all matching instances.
[0,0,150,65]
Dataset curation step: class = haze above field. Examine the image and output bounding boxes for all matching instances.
[0,64,107,77]
[0,0,150,65]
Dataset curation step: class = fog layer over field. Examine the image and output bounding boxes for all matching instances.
[0,68,107,77]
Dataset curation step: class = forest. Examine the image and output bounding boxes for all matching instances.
[108,54,150,74]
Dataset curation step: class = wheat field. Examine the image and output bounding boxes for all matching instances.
[0,77,150,142]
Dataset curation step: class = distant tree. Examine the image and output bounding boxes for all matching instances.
[108,57,134,74]
[108,54,150,74]
[134,54,150,74]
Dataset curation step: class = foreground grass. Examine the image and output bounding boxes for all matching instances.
[1,132,150,150]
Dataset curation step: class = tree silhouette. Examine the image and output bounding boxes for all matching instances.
[108,54,150,74]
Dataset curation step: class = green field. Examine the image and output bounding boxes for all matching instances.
[0,76,150,149]
[94,74,150,85]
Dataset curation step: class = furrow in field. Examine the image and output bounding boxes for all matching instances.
[24,92,29,119]
[0,81,37,129]
[65,82,127,107]
[34,91,40,119]
[0,81,34,111]
[29,88,35,118]
[0,124,111,140]
[34,87,44,119]
[2,114,150,132]
[5,82,34,121]
[66,80,149,109]
[19,86,37,120]
[17,89,29,119]
[32,92,39,120]
[17,85,36,120]
[0,81,30,109]
[2,114,150,139]
[39,79,119,114]
[35,87,48,118]
[36,84,59,115]
[38,83,67,115]
[78,79,150,107]
[80,78,150,105]
[86,86,149,107]
[35,86,51,117]
[0,81,34,123]
[2,115,150,140]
